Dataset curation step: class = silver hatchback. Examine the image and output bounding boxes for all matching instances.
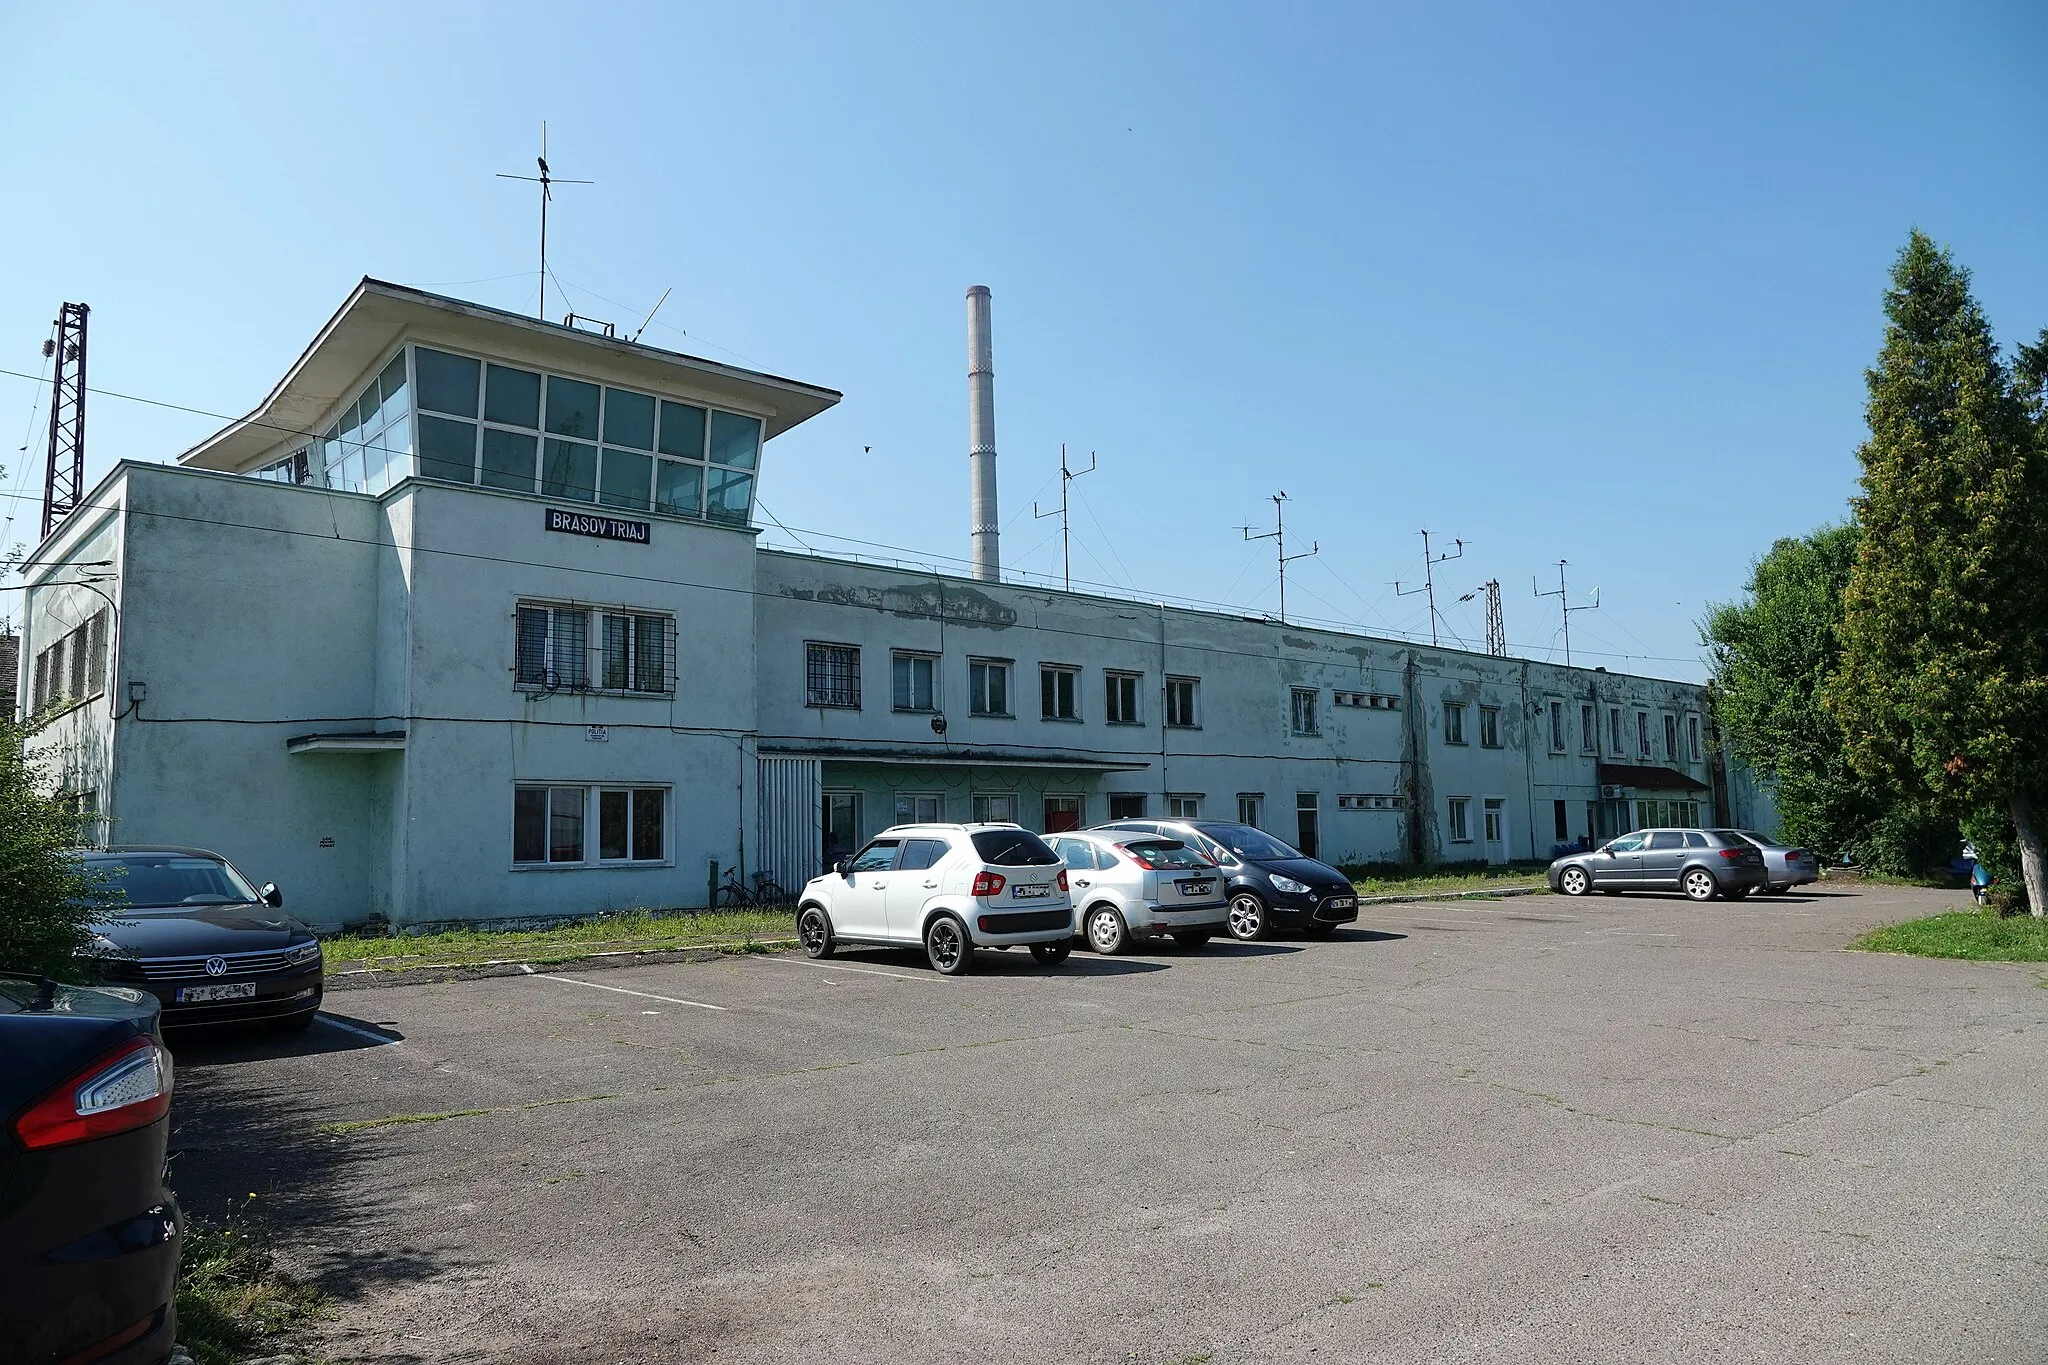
[1047,832,1229,953]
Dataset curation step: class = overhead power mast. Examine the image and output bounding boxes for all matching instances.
[42,302,88,540]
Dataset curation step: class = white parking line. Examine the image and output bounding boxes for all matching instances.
[316,1013,402,1046]
[535,974,726,1011]
[757,956,926,983]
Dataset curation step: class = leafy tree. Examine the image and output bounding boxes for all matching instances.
[1825,232,2048,915]
[1704,523,1950,871]
[0,709,107,978]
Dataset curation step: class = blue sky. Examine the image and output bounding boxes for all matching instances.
[2,1,2043,678]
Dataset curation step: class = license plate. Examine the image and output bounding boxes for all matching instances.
[1180,880,1214,896]
[1324,896,1357,910]
[1013,883,1050,899]
[177,982,257,1003]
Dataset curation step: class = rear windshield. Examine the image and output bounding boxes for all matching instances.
[970,829,1062,866]
[83,853,257,908]
[1735,831,1773,846]
[1709,830,1755,846]
[1194,823,1300,862]
[1125,840,1211,870]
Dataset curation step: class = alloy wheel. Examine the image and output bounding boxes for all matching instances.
[927,917,968,973]
[1684,869,1717,901]
[1088,908,1126,954]
[1560,867,1589,897]
[1227,893,1266,941]
[798,907,832,957]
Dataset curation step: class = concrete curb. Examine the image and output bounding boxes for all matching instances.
[1353,885,1547,905]
[326,939,800,990]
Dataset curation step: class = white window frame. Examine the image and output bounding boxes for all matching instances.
[971,792,1019,823]
[1166,793,1202,819]
[512,784,672,869]
[892,651,939,713]
[1482,797,1505,844]
[1479,705,1501,748]
[1447,796,1472,843]
[1663,713,1679,761]
[1581,703,1597,753]
[518,600,676,697]
[1445,701,1467,745]
[597,610,677,695]
[806,641,862,710]
[895,792,944,823]
[1165,675,1200,728]
[1105,670,1143,725]
[968,657,1013,717]
[1237,793,1264,827]
[1040,664,1080,721]
[1550,700,1567,753]
[1290,687,1320,737]
[1107,792,1147,820]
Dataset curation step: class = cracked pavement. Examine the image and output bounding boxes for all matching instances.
[166,883,2047,1363]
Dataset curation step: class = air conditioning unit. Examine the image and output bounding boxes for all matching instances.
[1600,785,1624,799]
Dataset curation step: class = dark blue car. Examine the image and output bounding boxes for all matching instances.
[1091,819,1358,940]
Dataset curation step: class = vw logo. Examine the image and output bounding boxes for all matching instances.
[204,956,229,977]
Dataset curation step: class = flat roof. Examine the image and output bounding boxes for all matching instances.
[180,278,843,473]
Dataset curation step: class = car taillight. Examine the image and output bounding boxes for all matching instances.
[1719,849,1743,860]
[971,871,1006,898]
[1056,870,1068,892]
[1788,850,1809,862]
[15,1035,173,1151]
[1126,851,1157,870]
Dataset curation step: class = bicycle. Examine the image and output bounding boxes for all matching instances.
[718,869,792,908]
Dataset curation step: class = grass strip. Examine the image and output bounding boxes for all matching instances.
[1852,907,2048,962]
[323,908,792,970]
[1346,864,1551,896]
[175,1216,326,1365]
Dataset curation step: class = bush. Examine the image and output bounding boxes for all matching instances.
[0,712,110,979]
[1961,805,2028,914]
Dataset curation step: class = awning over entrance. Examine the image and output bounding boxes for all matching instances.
[757,741,1149,773]
[1596,762,1709,794]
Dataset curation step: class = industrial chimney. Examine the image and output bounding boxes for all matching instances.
[966,285,999,582]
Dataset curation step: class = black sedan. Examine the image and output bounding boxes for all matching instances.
[1091,819,1358,940]
[84,846,324,1031]
[1,974,181,1365]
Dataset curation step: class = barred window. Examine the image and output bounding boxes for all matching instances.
[807,642,861,709]
[601,613,675,693]
[28,608,108,719]
[515,605,590,690]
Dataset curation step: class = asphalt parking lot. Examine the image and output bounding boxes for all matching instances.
[167,883,2047,1365]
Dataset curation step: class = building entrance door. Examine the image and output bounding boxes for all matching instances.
[1295,792,1319,860]
[1482,798,1508,865]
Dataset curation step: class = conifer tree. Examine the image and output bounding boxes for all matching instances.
[1825,233,2048,914]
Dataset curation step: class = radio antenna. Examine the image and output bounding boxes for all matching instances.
[496,121,593,322]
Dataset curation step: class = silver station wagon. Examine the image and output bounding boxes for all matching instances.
[1548,827,1768,901]
[1047,831,1228,953]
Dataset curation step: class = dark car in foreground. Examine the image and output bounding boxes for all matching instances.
[1548,828,1767,901]
[1731,831,1821,893]
[0,974,180,1365]
[1091,819,1358,940]
[85,847,324,1031]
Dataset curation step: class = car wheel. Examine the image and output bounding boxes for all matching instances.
[1226,892,1268,942]
[1683,869,1718,901]
[925,914,973,975]
[797,905,835,958]
[1171,931,1212,948]
[1029,940,1071,966]
[269,1009,318,1034]
[1086,906,1132,955]
[1558,866,1591,897]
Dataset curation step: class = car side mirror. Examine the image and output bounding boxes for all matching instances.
[834,860,848,877]
[260,882,284,908]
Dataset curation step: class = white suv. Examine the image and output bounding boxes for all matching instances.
[795,823,1074,975]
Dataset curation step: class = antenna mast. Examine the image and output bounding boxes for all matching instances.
[41,302,88,540]
[1534,559,1599,666]
[1031,444,1096,592]
[1241,492,1317,624]
[1392,529,1464,647]
[496,122,593,322]
[1483,579,1507,657]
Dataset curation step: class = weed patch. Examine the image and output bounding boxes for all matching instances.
[1852,907,2048,962]
[176,1214,325,1365]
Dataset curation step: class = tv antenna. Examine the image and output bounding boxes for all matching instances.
[1241,492,1316,624]
[1031,444,1096,592]
[1457,579,1508,657]
[1393,529,1464,647]
[496,122,592,322]
[41,302,88,540]
[1534,559,1599,666]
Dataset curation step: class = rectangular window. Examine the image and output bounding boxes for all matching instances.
[806,643,861,709]
[1167,793,1201,818]
[1040,665,1079,720]
[1237,793,1264,827]
[1479,706,1501,748]
[1445,702,1467,745]
[969,659,1011,717]
[1447,796,1471,843]
[1295,791,1319,859]
[1582,703,1597,753]
[972,793,1018,823]
[1638,710,1651,756]
[892,653,938,712]
[1108,793,1146,820]
[823,791,862,864]
[1043,794,1083,833]
[1483,798,1504,843]
[593,787,666,863]
[1550,701,1566,752]
[1166,676,1199,728]
[1664,713,1679,761]
[514,604,591,690]
[599,613,675,694]
[1290,687,1320,737]
[1105,671,1142,725]
[895,792,943,823]
[1554,799,1569,841]
[514,785,587,864]
[1610,707,1624,754]
[1688,715,1702,762]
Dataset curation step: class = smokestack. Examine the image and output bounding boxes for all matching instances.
[967,285,999,582]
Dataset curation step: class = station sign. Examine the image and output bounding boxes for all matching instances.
[545,508,651,544]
